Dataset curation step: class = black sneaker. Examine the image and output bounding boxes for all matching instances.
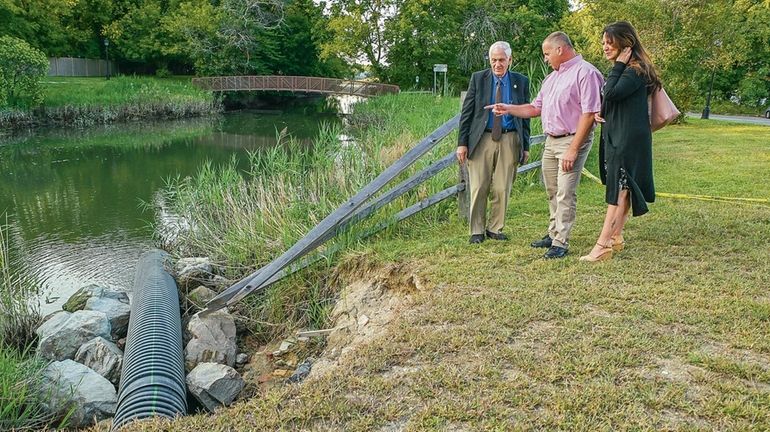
[469,234,485,244]
[530,234,553,248]
[544,246,568,259]
[485,230,508,241]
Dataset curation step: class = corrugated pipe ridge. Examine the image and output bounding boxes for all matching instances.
[112,250,187,430]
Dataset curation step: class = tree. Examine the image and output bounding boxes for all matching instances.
[322,0,396,77]
[562,0,770,110]
[0,36,48,108]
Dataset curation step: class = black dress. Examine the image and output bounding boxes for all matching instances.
[599,61,655,216]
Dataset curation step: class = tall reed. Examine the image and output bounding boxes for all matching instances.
[0,219,40,352]
[0,218,60,430]
[0,343,62,431]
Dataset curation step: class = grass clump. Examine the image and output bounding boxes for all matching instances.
[0,344,59,431]
[0,219,62,430]
[0,219,40,352]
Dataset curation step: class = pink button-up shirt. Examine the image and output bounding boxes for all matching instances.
[532,55,604,137]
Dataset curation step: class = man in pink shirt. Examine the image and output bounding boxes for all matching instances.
[488,31,604,259]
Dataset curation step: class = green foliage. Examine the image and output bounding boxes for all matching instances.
[737,66,770,107]
[325,0,569,90]
[0,35,48,108]
[562,0,770,112]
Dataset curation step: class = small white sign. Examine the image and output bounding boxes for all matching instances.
[433,64,448,73]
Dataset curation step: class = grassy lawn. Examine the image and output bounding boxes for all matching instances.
[41,76,212,108]
[118,102,769,431]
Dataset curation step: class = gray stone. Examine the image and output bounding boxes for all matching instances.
[37,310,111,361]
[74,337,123,386]
[188,285,217,307]
[85,296,131,339]
[176,257,215,287]
[62,284,128,313]
[36,311,71,339]
[186,362,244,412]
[287,358,313,383]
[40,360,117,428]
[184,310,237,371]
[235,353,249,365]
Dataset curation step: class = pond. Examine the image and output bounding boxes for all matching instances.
[0,108,342,314]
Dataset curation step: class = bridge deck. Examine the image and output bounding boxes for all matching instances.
[191,76,399,97]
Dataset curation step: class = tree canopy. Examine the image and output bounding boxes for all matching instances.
[0,0,766,109]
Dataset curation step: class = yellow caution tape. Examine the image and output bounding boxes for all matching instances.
[581,168,770,205]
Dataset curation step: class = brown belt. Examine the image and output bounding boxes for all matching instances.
[548,133,575,139]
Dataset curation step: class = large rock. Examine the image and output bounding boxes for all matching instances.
[62,284,129,313]
[176,257,215,288]
[85,295,131,339]
[186,362,244,412]
[37,310,111,361]
[36,311,72,338]
[40,360,117,428]
[184,310,237,371]
[74,337,123,386]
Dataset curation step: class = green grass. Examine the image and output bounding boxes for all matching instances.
[122,95,770,431]
[0,344,60,431]
[41,76,214,108]
[1,76,220,129]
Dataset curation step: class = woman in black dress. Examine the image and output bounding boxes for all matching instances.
[580,21,661,262]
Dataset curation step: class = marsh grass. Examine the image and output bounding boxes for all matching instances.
[126,103,770,431]
[0,343,61,431]
[0,220,40,352]
[0,219,61,431]
[1,76,220,129]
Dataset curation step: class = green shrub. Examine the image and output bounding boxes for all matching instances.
[0,36,49,108]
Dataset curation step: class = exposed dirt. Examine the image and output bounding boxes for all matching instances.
[309,259,425,379]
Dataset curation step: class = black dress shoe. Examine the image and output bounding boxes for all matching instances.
[469,234,485,244]
[544,245,568,259]
[530,234,553,248]
[485,230,508,241]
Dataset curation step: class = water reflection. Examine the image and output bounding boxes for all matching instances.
[0,110,339,314]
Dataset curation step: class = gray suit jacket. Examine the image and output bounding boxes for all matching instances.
[458,69,531,162]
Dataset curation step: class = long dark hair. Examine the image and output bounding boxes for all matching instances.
[603,21,661,93]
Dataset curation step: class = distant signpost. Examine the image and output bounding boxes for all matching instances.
[433,64,448,97]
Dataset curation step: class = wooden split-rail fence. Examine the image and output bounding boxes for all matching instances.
[201,101,546,315]
[191,76,400,97]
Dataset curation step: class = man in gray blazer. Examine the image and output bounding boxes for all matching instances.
[457,41,531,244]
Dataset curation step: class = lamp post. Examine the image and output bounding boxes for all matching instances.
[701,68,715,119]
[104,38,110,80]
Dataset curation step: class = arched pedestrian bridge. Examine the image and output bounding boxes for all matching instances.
[191,76,400,97]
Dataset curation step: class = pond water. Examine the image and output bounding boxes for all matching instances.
[0,108,341,314]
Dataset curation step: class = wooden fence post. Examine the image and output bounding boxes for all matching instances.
[457,91,470,222]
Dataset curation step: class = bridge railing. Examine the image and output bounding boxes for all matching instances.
[201,107,545,314]
[191,76,400,96]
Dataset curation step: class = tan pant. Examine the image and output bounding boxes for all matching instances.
[467,132,520,235]
[541,134,593,248]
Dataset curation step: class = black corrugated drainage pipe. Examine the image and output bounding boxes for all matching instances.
[112,249,187,430]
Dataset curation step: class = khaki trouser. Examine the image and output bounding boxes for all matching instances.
[541,134,593,248]
[467,132,521,235]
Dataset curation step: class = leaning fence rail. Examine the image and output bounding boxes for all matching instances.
[201,112,545,315]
